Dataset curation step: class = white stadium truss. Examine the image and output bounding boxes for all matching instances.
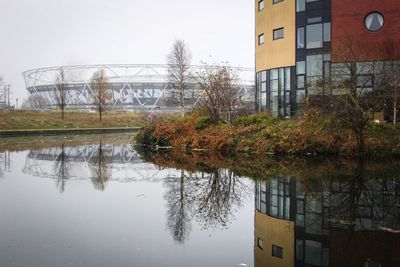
[22,143,181,182]
[22,64,255,111]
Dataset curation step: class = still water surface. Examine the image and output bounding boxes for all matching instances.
[0,134,399,267]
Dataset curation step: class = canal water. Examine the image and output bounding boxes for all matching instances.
[0,134,399,267]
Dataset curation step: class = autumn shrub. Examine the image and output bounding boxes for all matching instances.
[135,112,400,157]
[233,113,278,127]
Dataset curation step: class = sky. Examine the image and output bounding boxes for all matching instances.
[0,0,255,105]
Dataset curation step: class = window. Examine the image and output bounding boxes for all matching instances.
[273,0,283,3]
[258,33,265,45]
[306,55,323,93]
[273,28,284,40]
[296,240,304,261]
[257,238,264,249]
[297,75,305,89]
[272,245,283,258]
[296,61,305,75]
[307,17,322,24]
[296,0,305,12]
[323,23,331,42]
[297,27,304,48]
[258,0,265,11]
[364,12,384,32]
[306,23,323,49]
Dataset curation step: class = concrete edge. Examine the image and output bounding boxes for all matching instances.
[0,127,141,137]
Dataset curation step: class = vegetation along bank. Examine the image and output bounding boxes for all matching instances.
[135,112,400,157]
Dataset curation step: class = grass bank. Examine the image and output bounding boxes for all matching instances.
[135,112,400,157]
[0,110,149,130]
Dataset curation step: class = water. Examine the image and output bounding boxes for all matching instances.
[0,134,399,267]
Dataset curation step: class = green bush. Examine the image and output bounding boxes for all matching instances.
[135,125,157,148]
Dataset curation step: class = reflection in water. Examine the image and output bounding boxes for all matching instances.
[165,170,194,243]
[0,151,11,178]
[254,160,400,267]
[53,144,70,193]
[164,168,249,243]
[138,150,400,266]
[21,142,251,245]
[22,143,168,183]
[89,141,110,191]
[193,169,247,229]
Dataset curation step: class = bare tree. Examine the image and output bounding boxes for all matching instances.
[164,170,195,243]
[197,64,242,123]
[309,38,388,152]
[54,68,68,119]
[53,144,70,193]
[21,94,50,109]
[89,141,110,191]
[381,40,400,124]
[167,39,192,117]
[90,69,112,122]
[193,169,249,229]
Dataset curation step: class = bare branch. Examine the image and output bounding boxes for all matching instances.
[90,69,112,122]
[167,39,192,117]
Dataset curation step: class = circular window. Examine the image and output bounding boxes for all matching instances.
[364,12,384,32]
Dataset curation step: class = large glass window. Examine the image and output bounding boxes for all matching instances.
[323,23,331,42]
[296,0,305,12]
[297,61,306,75]
[306,55,323,77]
[307,17,322,24]
[306,24,323,49]
[273,28,284,40]
[297,27,305,48]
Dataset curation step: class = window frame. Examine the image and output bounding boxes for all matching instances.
[258,0,265,11]
[258,33,265,45]
[273,28,284,40]
[272,245,284,258]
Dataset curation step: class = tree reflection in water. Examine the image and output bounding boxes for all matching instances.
[165,170,195,243]
[89,141,110,191]
[164,168,250,243]
[53,144,70,193]
[193,169,248,229]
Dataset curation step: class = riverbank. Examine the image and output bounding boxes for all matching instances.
[135,113,400,157]
[0,110,149,130]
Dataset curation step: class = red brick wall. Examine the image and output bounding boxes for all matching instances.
[332,0,400,62]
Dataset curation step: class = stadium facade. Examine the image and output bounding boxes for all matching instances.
[255,0,400,117]
[22,64,255,112]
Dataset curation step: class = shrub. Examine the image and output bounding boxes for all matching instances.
[233,113,278,127]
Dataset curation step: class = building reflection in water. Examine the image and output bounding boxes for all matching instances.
[254,171,400,267]
[22,143,177,191]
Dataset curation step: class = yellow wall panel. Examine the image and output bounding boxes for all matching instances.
[254,211,295,267]
[255,0,296,72]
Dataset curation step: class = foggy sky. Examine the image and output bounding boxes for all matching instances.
[0,0,255,104]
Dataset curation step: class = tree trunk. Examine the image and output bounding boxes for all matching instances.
[61,106,64,120]
[99,107,102,122]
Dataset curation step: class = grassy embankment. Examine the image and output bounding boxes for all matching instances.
[135,112,400,157]
[0,110,149,130]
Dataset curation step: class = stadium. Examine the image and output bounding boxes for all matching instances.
[22,64,255,112]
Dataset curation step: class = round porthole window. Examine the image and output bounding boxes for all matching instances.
[364,12,384,32]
